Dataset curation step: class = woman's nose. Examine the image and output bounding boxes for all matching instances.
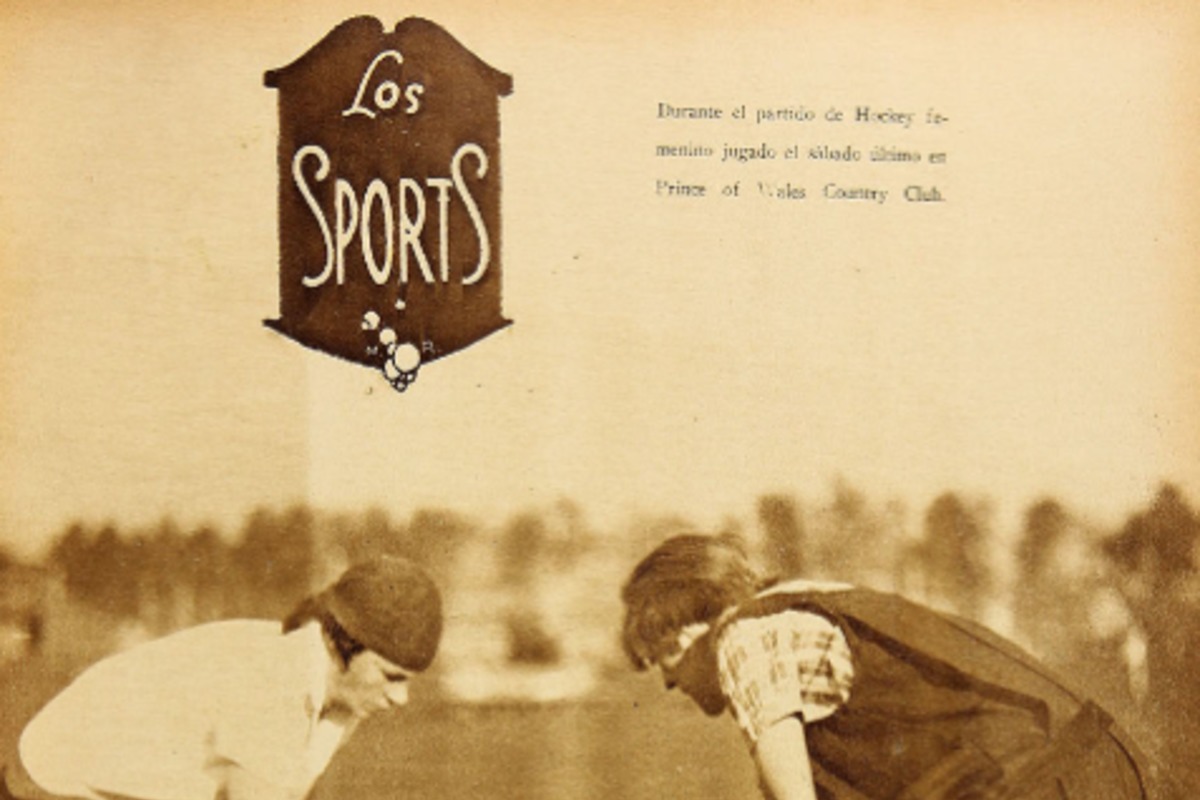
[383,681,410,707]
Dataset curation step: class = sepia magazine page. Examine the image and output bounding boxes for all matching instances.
[1,1,1198,798]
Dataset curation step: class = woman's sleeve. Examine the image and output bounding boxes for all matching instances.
[716,610,854,744]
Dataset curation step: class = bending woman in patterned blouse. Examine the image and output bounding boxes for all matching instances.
[620,533,1179,800]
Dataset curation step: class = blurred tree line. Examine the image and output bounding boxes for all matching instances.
[40,504,476,634]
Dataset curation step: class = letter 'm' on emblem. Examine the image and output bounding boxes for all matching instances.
[263,16,513,393]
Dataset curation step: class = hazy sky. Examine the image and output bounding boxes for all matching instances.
[2,1,1197,556]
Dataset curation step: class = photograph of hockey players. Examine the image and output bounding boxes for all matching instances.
[2,3,1198,799]
[621,532,1184,799]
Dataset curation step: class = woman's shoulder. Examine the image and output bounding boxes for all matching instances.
[720,579,854,638]
[718,605,846,655]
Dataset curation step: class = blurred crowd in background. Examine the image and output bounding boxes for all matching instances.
[1,482,1197,788]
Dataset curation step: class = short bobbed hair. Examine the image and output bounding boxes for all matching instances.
[620,534,760,670]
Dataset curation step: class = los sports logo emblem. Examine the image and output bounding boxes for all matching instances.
[264,17,512,392]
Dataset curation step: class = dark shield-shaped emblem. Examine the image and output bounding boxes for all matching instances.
[264,17,512,392]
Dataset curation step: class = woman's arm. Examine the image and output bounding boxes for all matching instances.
[754,716,819,800]
[716,610,853,799]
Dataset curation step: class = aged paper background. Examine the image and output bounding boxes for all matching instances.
[1,0,1198,797]
[1,0,1197,545]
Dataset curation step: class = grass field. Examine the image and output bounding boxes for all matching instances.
[317,686,762,799]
